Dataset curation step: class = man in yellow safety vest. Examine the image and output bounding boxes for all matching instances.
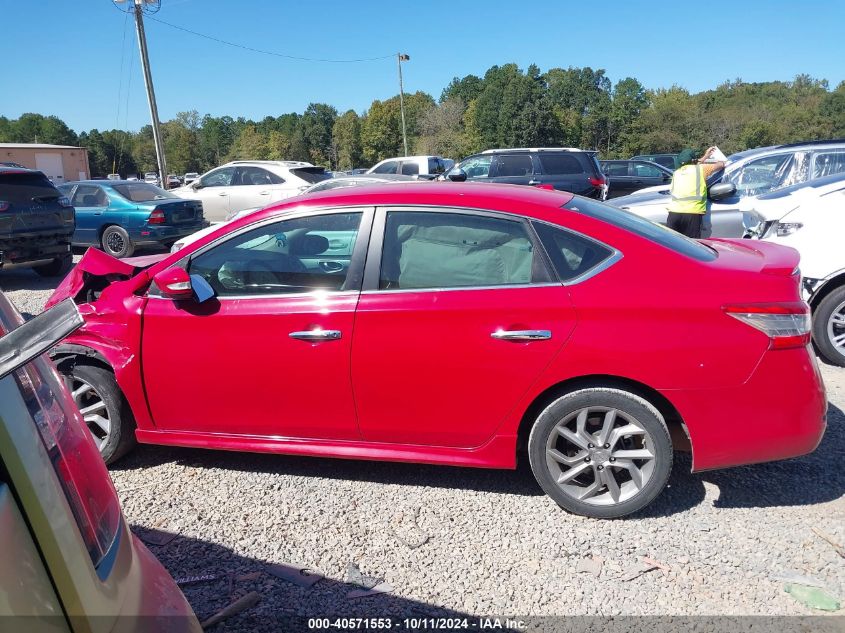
[666,147,726,238]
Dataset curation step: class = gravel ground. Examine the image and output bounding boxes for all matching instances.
[2,261,843,629]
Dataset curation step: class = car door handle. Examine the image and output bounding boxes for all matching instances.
[528,180,541,185]
[491,329,552,341]
[289,329,342,341]
[258,191,270,195]
[218,191,228,196]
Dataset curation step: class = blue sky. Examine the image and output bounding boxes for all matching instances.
[2,0,843,134]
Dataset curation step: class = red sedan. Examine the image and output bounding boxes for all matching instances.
[46,183,826,518]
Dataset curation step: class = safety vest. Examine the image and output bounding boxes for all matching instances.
[667,164,706,215]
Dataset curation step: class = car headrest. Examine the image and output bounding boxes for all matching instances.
[290,234,329,256]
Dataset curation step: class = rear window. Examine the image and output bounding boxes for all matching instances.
[290,167,331,184]
[111,182,176,202]
[492,154,533,177]
[0,172,61,206]
[539,153,586,175]
[564,196,717,262]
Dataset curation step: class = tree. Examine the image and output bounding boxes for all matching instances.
[227,125,268,161]
[361,92,435,163]
[440,75,483,104]
[332,110,363,170]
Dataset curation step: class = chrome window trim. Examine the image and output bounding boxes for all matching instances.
[147,289,360,301]
[360,282,563,296]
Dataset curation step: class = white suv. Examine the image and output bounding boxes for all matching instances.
[367,155,453,178]
[172,160,330,222]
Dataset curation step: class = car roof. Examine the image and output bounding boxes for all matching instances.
[263,181,575,218]
[481,147,590,154]
[62,180,159,186]
[0,166,43,175]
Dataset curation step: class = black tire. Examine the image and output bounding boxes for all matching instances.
[59,362,136,464]
[528,388,673,518]
[101,225,135,259]
[33,253,73,278]
[812,285,845,367]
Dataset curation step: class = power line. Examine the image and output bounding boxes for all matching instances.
[144,14,395,64]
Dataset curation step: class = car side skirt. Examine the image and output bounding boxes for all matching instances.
[134,429,518,469]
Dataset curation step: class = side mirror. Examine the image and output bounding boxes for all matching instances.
[192,181,203,190]
[662,173,672,182]
[153,267,215,303]
[447,168,467,182]
[708,182,736,201]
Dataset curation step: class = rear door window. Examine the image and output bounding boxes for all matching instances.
[813,152,845,178]
[538,153,585,175]
[379,211,538,290]
[603,162,629,177]
[400,162,420,176]
[71,185,109,208]
[632,162,665,177]
[491,154,533,177]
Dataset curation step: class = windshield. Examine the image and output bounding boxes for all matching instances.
[111,182,176,202]
[563,196,717,262]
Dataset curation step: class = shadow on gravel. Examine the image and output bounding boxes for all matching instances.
[702,402,844,509]
[113,444,548,499]
[0,265,74,294]
[133,527,483,633]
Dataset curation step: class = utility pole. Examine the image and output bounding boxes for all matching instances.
[397,53,410,157]
[131,0,167,181]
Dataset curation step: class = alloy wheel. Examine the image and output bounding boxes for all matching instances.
[106,231,125,255]
[827,299,845,356]
[545,406,656,506]
[71,377,111,449]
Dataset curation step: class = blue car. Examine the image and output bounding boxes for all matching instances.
[57,180,206,258]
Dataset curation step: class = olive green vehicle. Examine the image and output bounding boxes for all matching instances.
[0,292,201,632]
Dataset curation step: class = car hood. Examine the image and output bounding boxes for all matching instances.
[45,248,168,310]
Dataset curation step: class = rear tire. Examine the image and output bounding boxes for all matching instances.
[101,225,135,259]
[59,362,136,464]
[33,253,72,278]
[528,388,673,518]
[813,285,845,367]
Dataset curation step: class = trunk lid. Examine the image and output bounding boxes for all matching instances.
[706,238,800,276]
[0,171,73,236]
[141,198,203,225]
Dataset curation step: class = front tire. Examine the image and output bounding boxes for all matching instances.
[813,285,845,367]
[101,225,135,258]
[60,362,136,464]
[528,388,673,518]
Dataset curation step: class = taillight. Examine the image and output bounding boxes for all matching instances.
[13,360,121,569]
[0,201,9,212]
[589,175,606,187]
[148,208,166,224]
[723,302,811,349]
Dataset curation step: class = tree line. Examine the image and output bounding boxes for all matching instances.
[2,64,843,178]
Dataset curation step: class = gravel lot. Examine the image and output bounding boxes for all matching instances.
[2,260,843,630]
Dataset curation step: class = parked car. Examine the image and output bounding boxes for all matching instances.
[631,153,681,170]
[107,173,121,180]
[740,171,845,238]
[171,160,331,223]
[169,174,417,253]
[445,148,608,200]
[0,166,74,276]
[0,161,26,169]
[613,139,845,237]
[367,155,452,178]
[143,172,159,186]
[57,180,205,258]
[165,174,181,189]
[334,168,369,177]
[601,159,673,198]
[0,291,201,630]
[46,182,825,519]
[183,172,200,185]
[756,177,845,366]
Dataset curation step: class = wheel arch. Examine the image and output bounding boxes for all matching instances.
[50,342,113,372]
[808,271,845,310]
[515,374,691,463]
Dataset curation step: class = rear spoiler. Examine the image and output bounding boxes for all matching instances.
[0,300,83,380]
